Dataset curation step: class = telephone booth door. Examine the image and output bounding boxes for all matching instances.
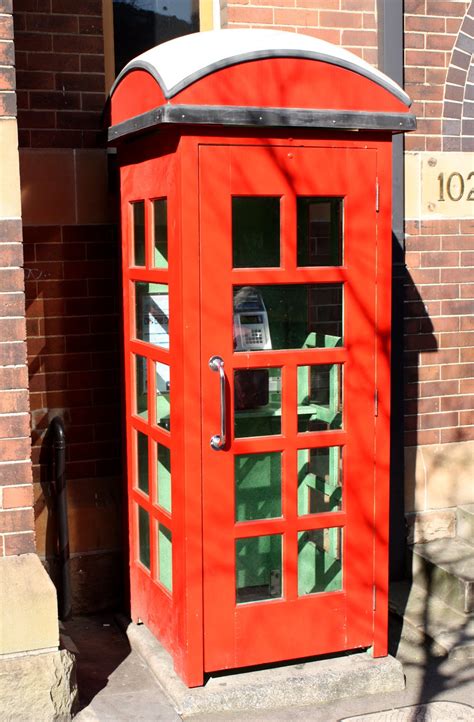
[200,142,381,671]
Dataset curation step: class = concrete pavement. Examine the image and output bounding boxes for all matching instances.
[70,613,473,721]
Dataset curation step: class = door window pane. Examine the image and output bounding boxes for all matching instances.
[298,364,343,433]
[235,452,281,522]
[233,284,343,351]
[135,282,169,349]
[138,506,150,569]
[298,527,342,595]
[137,430,149,495]
[297,198,343,266]
[158,523,172,592]
[134,354,148,419]
[232,197,280,268]
[132,201,145,267]
[153,199,168,268]
[157,443,171,513]
[156,362,170,431]
[298,447,342,516]
[236,534,282,604]
[234,367,282,438]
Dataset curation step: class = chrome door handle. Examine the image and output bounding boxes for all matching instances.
[209,355,226,450]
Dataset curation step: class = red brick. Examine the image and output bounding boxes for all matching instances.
[80,54,104,73]
[460,378,474,394]
[55,71,104,92]
[460,316,474,331]
[441,426,474,443]
[26,12,79,33]
[420,349,459,366]
[228,6,273,24]
[2,484,33,509]
[0,39,14,64]
[421,250,460,268]
[3,531,35,555]
[441,395,474,412]
[0,436,31,462]
[0,219,22,244]
[405,236,440,251]
[460,409,474,425]
[341,29,377,46]
[0,343,26,367]
[0,366,28,390]
[12,0,50,11]
[406,50,446,68]
[442,363,474,380]
[441,267,473,283]
[440,332,474,349]
[442,235,474,250]
[405,33,425,49]
[426,1,468,17]
[405,429,440,446]
[26,51,80,72]
[52,0,102,13]
[320,10,363,27]
[419,380,459,398]
[78,14,103,34]
[0,507,34,533]
[461,348,474,362]
[0,14,13,40]
[426,33,456,51]
[406,15,446,32]
[441,299,474,315]
[0,460,31,487]
[0,414,30,440]
[410,268,441,285]
[419,411,458,429]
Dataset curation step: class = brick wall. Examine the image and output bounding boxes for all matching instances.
[225,0,378,64]
[0,0,35,556]
[403,0,473,528]
[12,1,123,611]
[403,0,473,444]
[13,0,105,149]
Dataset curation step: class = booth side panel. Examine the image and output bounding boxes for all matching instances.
[173,136,205,687]
[111,69,167,126]
[373,138,393,658]
[118,142,182,661]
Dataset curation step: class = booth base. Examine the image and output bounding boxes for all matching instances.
[121,618,405,717]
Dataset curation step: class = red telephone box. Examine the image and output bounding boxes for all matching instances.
[109,29,415,687]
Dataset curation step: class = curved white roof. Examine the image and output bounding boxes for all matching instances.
[111,29,411,107]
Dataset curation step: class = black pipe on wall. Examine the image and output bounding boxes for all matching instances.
[50,416,72,620]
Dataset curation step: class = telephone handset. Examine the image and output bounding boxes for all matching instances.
[233,287,272,410]
[233,286,272,352]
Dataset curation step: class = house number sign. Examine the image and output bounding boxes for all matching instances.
[405,151,474,220]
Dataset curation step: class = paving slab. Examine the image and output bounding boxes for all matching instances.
[341,700,473,721]
[124,618,405,717]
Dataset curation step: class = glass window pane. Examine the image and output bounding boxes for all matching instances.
[134,354,148,419]
[298,527,342,595]
[137,431,148,494]
[232,197,280,268]
[158,524,172,592]
[138,506,150,569]
[236,534,282,604]
[298,364,343,433]
[113,0,200,75]
[233,284,343,352]
[298,447,342,516]
[135,282,169,348]
[235,452,281,522]
[157,443,171,513]
[156,362,170,431]
[297,198,343,266]
[153,199,168,268]
[132,201,145,267]
[234,367,281,438]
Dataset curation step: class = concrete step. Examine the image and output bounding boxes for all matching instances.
[457,504,474,545]
[411,537,474,614]
[389,581,474,660]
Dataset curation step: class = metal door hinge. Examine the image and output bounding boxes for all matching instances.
[374,389,379,417]
[375,179,380,212]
